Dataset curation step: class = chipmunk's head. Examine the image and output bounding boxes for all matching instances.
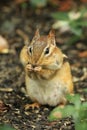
[26,29,63,70]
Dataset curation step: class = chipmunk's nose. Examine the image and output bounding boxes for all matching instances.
[32,64,36,68]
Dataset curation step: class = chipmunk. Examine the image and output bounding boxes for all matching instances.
[20,29,74,108]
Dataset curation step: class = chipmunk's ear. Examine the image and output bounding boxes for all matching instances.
[63,54,68,58]
[24,39,30,46]
[33,28,40,41]
[48,29,56,46]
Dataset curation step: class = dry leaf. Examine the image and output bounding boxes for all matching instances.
[78,51,87,57]
[49,0,59,6]
[0,100,8,114]
[53,111,62,119]
[0,35,9,53]
[15,0,28,4]
[81,0,87,3]
[58,0,73,11]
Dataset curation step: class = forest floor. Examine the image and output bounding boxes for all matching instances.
[0,2,87,130]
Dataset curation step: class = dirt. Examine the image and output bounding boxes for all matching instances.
[0,2,87,130]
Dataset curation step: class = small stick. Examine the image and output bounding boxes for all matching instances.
[0,88,13,92]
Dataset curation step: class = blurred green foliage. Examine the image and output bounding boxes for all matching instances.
[51,8,87,44]
[48,94,87,130]
[30,0,47,8]
[21,2,28,9]
[20,0,87,45]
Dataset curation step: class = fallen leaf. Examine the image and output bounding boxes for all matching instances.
[0,100,8,114]
[49,105,75,121]
[81,0,87,3]
[53,111,62,119]
[49,0,59,6]
[15,0,28,4]
[78,51,87,57]
[0,35,9,53]
[58,0,73,11]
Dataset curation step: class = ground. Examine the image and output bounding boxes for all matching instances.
[0,2,87,130]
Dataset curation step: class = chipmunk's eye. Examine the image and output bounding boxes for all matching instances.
[44,47,49,55]
[28,47,32,55]
[29,47,32,53]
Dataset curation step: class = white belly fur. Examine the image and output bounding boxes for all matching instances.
[25,75,67,106]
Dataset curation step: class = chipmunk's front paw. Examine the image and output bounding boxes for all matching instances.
[34,66,42,72]
[26,64,33,71]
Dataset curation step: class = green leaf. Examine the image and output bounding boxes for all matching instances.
[66,94,81,108]
[30,0,47,7]
[48,105,75,121]
[67,35,80,45]
[66,94,80,104]
[75,121,87,130]
[82,102,87,108]
[51,12,69,20]
[21,2,28,9]
[83,88,87,92]
[0,124,15,130]
[79,102,87,120]
[80,8,87,18]
[71,27,82,36]
[70,19,87,27]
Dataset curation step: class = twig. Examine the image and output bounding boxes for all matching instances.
[0,88,13,92]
